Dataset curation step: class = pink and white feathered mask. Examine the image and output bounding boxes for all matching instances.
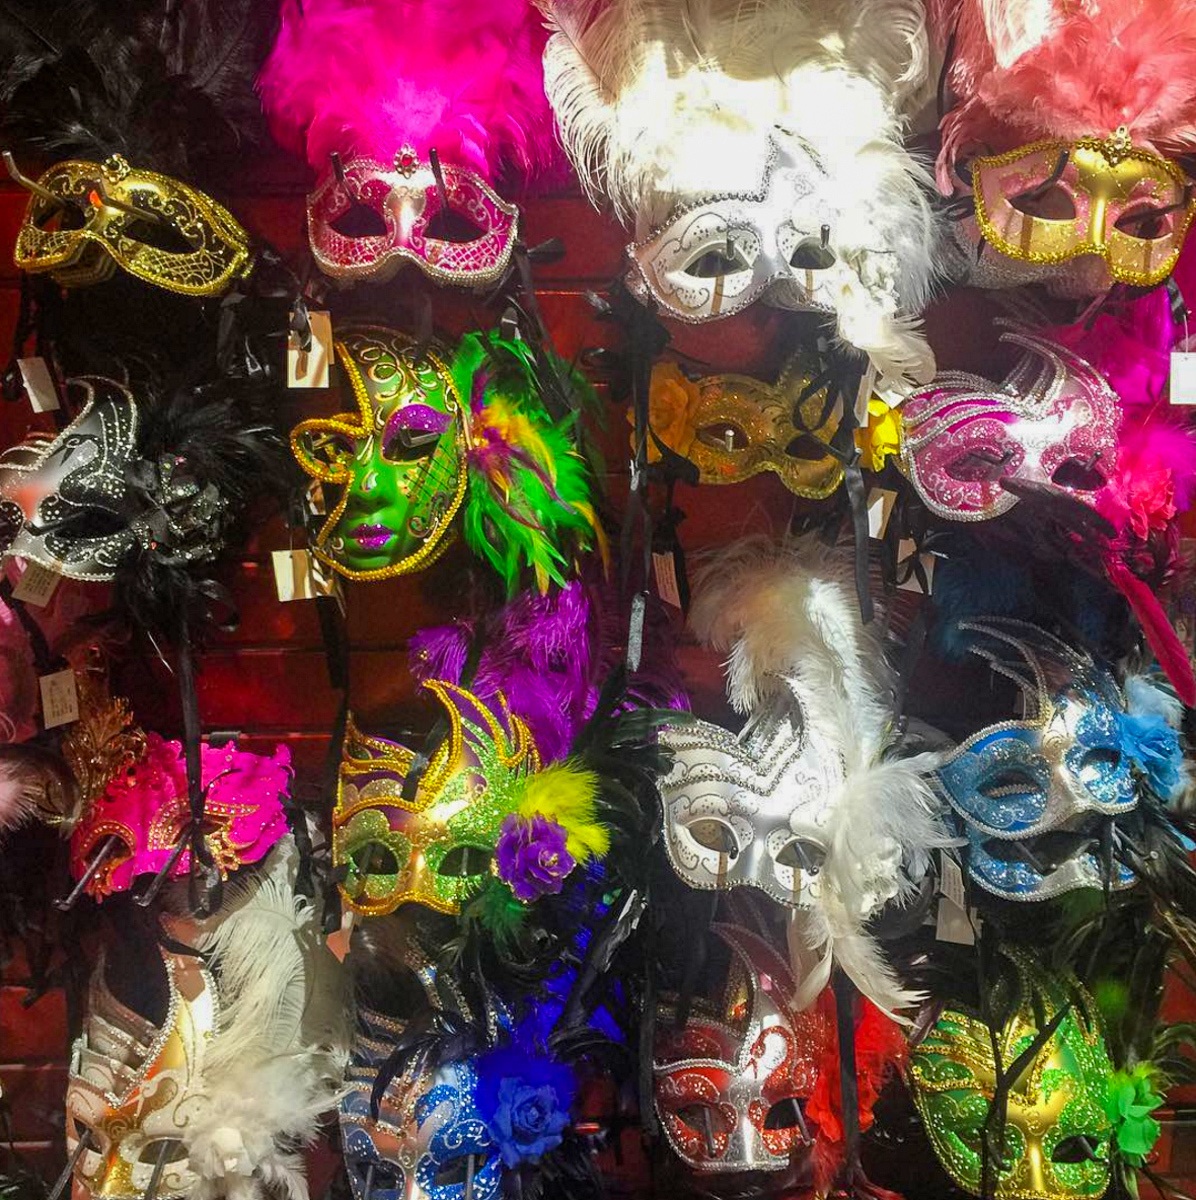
[258,0,559,289]
[69,733,291,900]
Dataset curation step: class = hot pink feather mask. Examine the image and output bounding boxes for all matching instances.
[69,733,291,899]
[257,0,559,288]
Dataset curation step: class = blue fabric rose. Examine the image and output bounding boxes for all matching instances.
[1116,710,1184,801]
[475,1048,575,1168]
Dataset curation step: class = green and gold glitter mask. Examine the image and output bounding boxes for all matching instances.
[291,326,467,581]
[12,154,252,297]
[333,681,540,917]
[909,950,1113,1200]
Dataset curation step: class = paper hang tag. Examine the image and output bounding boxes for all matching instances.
[40,668,79,729]
[12,561,61,607]
[272,548,319,602]
[938,851,966,910]
[936,899,977,945]
[288,310,332,389]
[653,550,683,609]
[18,357,60,413]
[866,487,897,540]
[1171,351,1196,405]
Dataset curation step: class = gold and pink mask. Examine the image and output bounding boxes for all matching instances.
[333,681,540,918]
[307,148,518,288]
[69,732,291,901]
[958,129,1195,293]
[899,328,1119,521]
[653,924,833,1174]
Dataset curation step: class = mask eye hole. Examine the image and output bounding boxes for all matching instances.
[1050,455,1107,491]
[425,206,485,244]
[977,768,1042,800]
[351,842,399,877]
[943,445,1017,483]
[1077,746,1121,786]
[783,434,831,461]
[70,1116,99,1149]
[683,245,753,279]
[1114,206,1173,240]
[763,1097,808,1133]
[1010,185,1076,220]
[775,839,825,874]
[123,218,197,255]
[687,818,738,855]
[437,845,492,878]
[1052,1135,1106,1164]
[674,1103,731,1139]
[35,201,88,233]
[331,202,389,238]
[789,235,836,271]
[696,422,749,452]
[433,1155,481,1187]
[137,1139,187,1165]
[349,1157,401,1193]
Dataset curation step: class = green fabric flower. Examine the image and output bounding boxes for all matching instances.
[1105,1066,1164,1166]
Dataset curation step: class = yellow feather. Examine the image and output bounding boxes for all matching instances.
[517,760,610,862]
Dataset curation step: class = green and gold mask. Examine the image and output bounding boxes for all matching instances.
[333,681,540,917]
[291,326,466,581]
[909,950,1113,1200]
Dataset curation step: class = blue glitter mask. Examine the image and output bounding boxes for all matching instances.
[936,620,1140,902]
[340,1009,500,1200]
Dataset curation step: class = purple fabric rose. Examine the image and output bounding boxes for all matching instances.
[494,813,575,901]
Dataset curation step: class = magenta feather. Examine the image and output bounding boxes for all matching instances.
[257,0,561,184]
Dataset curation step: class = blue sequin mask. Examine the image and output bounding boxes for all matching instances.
[936,621,1141,902]
[340,1010,499,1200]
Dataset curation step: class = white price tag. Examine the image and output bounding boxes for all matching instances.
[11,561,60,607]
[936,900,977,945]
[897,539,936,593]
[653,551,682,609]
[1171,351,1196,405]
[287,310,332,389]
[938,852,966,910]
[18,357,60,413]
[40,669,79,729]
[867,487,896,539]
[272,549,319,602]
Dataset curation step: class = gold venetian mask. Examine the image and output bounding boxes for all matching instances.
[10,153,252,296]
[641,354,845,498]
[972,128,1196,289]
[333,681,540,917]
[909,949,1114,1200]
[66,952,215,1200]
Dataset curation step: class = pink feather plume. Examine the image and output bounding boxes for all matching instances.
[932,0,1196,191]
[257,0,561,185]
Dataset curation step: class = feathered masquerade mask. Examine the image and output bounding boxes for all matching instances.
[65,840,349,1200]
[258,0,558,288]
[931,0,1196,293]
[538,0,941,392]
[932,619,1187,902]
[658,540,951,1016]
[0,0,270,295]
[291,326,602,591]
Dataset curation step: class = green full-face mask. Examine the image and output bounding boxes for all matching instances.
[909,950,1114,1200]
[291,326,466,580]
[333,681,541,917]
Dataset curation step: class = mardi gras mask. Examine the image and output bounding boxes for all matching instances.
[334,681,540,917]
[341,1009,501,1200]
[67,951,215,1200]
[626,133,846,323]
[291,327,465,580]
[654,924,832,1174]
[307,149,518,288]
[69,731,291,900]
[644,355,844,498]
[909,949,1114,1200]
[13,154,252,296]
[934,620,1160,902]
[899,329,1119,522]
[968,130,1196,292]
